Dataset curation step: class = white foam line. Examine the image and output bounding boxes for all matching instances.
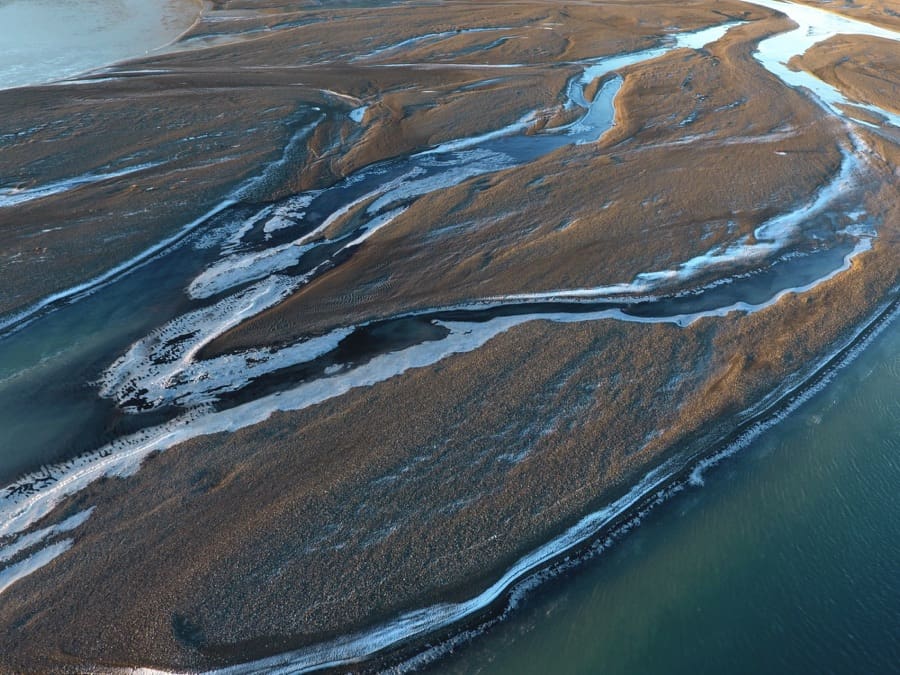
[689,289,898,485]
[145,327,354,409]
[207,461,679,675]
[0,161,164,208]
[345,206,408,247]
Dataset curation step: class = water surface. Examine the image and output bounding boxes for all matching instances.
[0,0,199,89]
[434,318,900,674]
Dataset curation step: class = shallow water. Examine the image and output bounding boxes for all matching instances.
[433,318,900,675]
[0,0,198,90]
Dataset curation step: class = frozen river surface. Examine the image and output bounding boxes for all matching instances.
[0,0,198,90]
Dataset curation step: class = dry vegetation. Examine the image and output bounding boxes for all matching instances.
[0,0,758,319]
[793,34,900,116]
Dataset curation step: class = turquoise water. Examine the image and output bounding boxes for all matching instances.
[0,0,198,89]
[435,319,900,674]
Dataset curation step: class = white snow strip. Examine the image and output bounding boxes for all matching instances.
[0,540,72,596]
[188,238,319,300]
[368,150,514,212]
[206,461,678,674]
[0,162,163,208]
[0,198,237,335]
[101,276,300,406]
[345,206,408,247]
[416,112,536,155]
[0,507,94,564]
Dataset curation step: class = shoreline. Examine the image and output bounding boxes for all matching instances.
[175,288,899,674]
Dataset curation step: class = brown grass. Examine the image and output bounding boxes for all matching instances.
[792,34,900,116]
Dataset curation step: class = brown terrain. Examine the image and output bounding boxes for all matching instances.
[0,0,898,673]
[794,34,900,116]
[0,0,759,320]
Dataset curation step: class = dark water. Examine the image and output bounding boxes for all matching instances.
[434,319,900,674]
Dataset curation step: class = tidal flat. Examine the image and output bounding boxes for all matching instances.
[0,0,898,672]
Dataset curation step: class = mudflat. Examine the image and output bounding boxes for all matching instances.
[0,1,898,673]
